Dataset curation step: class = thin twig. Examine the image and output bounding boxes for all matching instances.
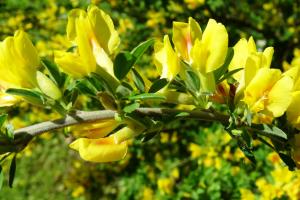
[13,108,229,138]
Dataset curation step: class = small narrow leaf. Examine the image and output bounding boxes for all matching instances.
[253,124,288,140]
[241,131,252,148]
[5,124,14,140]
[114,52,134,80]
[214,47,234,81]
[76,80,98,96]
[6,88,44,106]
[123,102,140,113]
[175,112,190,117]
[148,78,168,93]
[185,70,200,92]
[217,68,243,83]
[131,39,154,63]
[131,68,145,92]
[9,155,16,188]
[128,93,166,101]
[0,114,7,128]
[41,58,63,87]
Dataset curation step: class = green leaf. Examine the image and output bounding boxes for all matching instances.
[0,165,3,191]
[131,68,145,93]
[6,88,44,106]
[41,58,63,87]
[214,47,234,81]
[5,124,14,140]
[123,102,140,113]
[185,70,200,92]
[279,153,296,171]
[241,131,251,148]
[253,124,288,140]
[0,114,7,128]
[76,80,98,96]
[9,155,16,188]
[141,131,159,143]
[116,84,132,99]
[148,78,168,93]
[128,93,166,101]
[131,39,154,63]
[217,68,243,84]
[114,52,135,80]
[175,112,190,117]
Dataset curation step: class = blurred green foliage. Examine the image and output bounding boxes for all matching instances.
[0,0,300,199]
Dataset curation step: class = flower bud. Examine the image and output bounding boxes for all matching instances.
[36,71,62,100]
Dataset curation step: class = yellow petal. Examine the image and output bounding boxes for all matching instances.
[75,14,96,73]
[14,30,40,71]
[190,39,207,73]
[244,53,262,86]
[91,40,114,76]
[0,31,39,89]
[54,51,90,77]
[262,47,274,68]
[154,35,180,80]
[66,9,86,41]
[287,91,300,129]
[71,119,119,139]
[188,17,202,44]
[112,125,145,144]
[229,38,249,80]
[87,5,120,54]
[172,21,190,61]
[229,37,257,81]
[284,65,300,91]
[267,75,293,117]
[247,36,257,52]
[69,137,127,162]
[201,19,228,73]
[244,68,281,112]
[0,91,19,107]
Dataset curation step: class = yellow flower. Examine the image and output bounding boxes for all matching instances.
[69,124,144,162]
[69,136,128,163]
[157,177,174,195]
[72,185,85,198]
[229,37,274,96]
[55,5,120,77]
[0,30,39,89]
[173,18,228,92]
[0,30,42,106]
[243,68,293,123]
[240,188,255,200]
[188,143,202,158]
[190,19,228,74]
[172,17,202,63]
[154,35,181,80]
[142,187,154,200]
